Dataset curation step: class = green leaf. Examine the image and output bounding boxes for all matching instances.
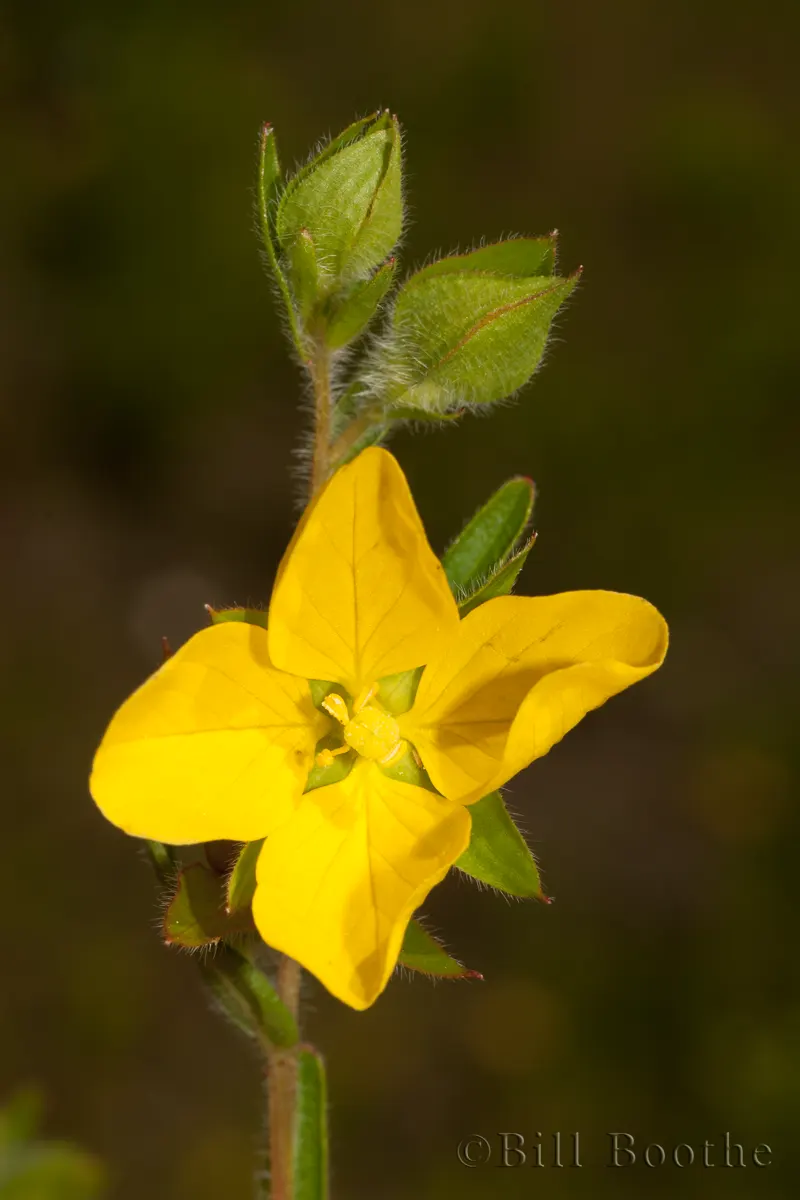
[226,840,264,915]
[277,112,402,288]
[386,404,466,423]
[287,228,319,320]
[456,791,543,899]
[398,920,481,980]
[206,605,268,628]
[458,536,536,617]
[164,863,254,948]
[383,269,579,410]
[325,258,397,349]
[442,477,535,594]
[292,1048,329,1200]
[416,236,556,280]
[0,1144,105,1199]
[200,945,299,1049]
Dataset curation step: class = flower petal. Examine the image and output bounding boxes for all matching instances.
[90,622,327,844]
[251,760,470,1009]
[400,591,668,804]
[267,447,459,694]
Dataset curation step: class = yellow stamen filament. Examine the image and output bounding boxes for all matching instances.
[352,683,378,713]
[315,743,351,768]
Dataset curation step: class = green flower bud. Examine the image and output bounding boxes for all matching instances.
[375,239,579,412]
[276,112,403,307]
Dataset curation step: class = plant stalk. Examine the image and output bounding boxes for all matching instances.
[310,336,334,494]
[266,956,302,1199]
[266,333,333,1197]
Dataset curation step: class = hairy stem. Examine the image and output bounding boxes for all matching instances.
[310,336,334,494]
[328,409,383,465]
[266,334,332,1194]
[266,959,303,1198]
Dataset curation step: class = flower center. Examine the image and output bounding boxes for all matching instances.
[316,685,406,769]
[343,705,401,761]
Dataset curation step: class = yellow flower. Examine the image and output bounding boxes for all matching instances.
[90,448,667,1010]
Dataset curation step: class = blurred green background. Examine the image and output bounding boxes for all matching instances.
[2,0,798,1196]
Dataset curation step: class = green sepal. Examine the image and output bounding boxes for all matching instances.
[304,737,355,791]
[258,123,304,357]
[292,1047,329,1200]
[277,112,402,289]
[287,228,320,321]
[226,839,264,915]
[144,839,178,886]
[377,665,423,715]
[380,746,435,791]
[384,269,580,410]
[325,258,397,349]
[416,236,556,280]
[200,944,299,1049]
[442,476,535,595]
[206,605,268,628]
[458,536,536,616]
[398,920,482,980]
[278,114,378,209]
[257,122,283,249]
[164,863,255,948]
[456,791,543,899]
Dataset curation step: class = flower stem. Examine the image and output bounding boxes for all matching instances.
[265,334,333,1197]
[266,958,302,1198]
[310,336,333,494]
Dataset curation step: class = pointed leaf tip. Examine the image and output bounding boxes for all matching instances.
[226,839,264,915]
[382,264,577,410]
[457,791,543,899]
[398,919,480,980]
[458,535,536,616]
[443,476,535,596]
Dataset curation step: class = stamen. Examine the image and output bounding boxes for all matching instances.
[321,693,349,726]
[353,683,378,713]
[377,738,408,768]
[315,744,351,768]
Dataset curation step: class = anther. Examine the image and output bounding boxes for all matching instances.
[321,693,349,726]
[316,744,351,768]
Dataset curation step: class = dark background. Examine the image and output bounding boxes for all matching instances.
[2,1,798,1196]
